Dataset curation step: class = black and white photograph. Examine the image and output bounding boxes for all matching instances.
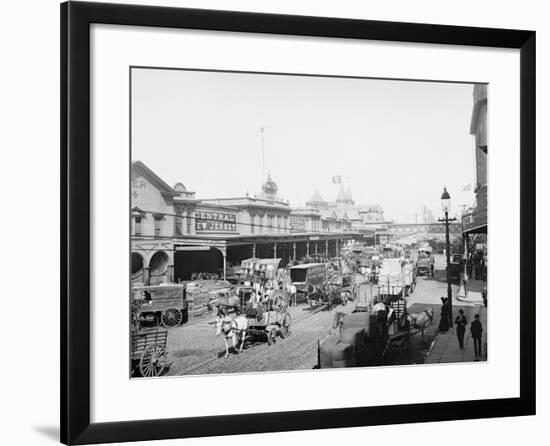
[1,0,543,444]
[129,68,488,377]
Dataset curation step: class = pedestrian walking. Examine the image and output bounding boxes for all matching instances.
[454,309,467,349]
[438,297,450,332]
[289,283,297,306]
[470,313,483,359]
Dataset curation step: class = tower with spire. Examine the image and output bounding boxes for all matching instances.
[306,190,328,210]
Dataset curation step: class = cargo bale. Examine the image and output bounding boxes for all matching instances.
[332,358,356,368]
[339,327,365,347]
[319,336,339,368]
[330,342,355,363]
[343,312,371,329]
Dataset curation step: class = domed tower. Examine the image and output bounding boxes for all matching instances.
[173,182,187,194]
[261,174,278,200]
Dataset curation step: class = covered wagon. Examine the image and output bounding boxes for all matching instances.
[132,284,188,328]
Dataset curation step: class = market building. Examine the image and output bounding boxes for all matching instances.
[131,162,362,285]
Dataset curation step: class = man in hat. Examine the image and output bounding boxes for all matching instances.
[470,314,483,359]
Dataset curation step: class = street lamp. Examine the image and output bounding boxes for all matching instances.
[438,187,456,327]
[441,187,451,213]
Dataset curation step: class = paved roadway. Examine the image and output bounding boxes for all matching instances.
[163,255,464,376]
[165,301,356,376]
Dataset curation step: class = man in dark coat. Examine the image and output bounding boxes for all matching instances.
[438,297,450,332]
[454,309,467,349]
[470,314,483,359]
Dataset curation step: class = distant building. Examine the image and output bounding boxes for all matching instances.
[303,186,391,244]
[421,205,435,224]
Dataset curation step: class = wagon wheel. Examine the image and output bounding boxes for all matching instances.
[161,308,183,328]
[280,313,291,338]
[267,327,277,345]
[271,292,287,313]
[139,344,167,377]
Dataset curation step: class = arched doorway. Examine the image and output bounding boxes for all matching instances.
[174,247,223,281]
[131,252,143,274]
[131,252,144,284]
[149,251,169,285]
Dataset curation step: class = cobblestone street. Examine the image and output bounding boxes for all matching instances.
[165,301,357,376]
[163,256,478,376]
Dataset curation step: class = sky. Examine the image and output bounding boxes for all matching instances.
[131,68,479,222]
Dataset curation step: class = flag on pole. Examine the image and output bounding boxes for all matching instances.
[462,183,472,191]
[332,175,342,184]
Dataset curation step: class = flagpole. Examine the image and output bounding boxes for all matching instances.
[259,126,265,180]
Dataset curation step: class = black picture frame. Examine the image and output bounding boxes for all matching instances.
[61,1,536,444]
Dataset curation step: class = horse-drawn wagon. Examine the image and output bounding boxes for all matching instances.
[289,263,326,295]
[316,302,433,368]
[416,245,435,276]
[377,258,416,300]
[246,291,292,345]
[215,289,292,357]
[131,327,169,377]
[132,284,188,328]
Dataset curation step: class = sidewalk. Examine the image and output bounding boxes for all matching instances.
[425,304,487,364]
[456,279,486,306]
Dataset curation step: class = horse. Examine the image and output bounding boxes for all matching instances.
[406,307,434,337]
[215,314,248,358]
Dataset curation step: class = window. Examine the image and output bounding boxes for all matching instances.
[186,213,192,234]
[134,216,142,236]
[154,217,162,236]
[250,215,255,234]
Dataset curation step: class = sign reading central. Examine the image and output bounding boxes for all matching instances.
[195,211,237,232]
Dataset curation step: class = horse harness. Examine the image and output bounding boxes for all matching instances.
[221,319,242,338]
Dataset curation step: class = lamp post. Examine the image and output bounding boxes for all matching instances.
[438,187,457,327]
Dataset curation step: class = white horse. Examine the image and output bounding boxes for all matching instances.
[407,307,434,336]
[215,315,248,358]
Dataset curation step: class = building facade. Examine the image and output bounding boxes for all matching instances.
[303,187,391,244]
[131,162,362,285]
[463,84,488,235]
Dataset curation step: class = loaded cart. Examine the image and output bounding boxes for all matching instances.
[132,284,188,328]
[245,290,292,345]
[131,327,169,377]
[317,311,386,368]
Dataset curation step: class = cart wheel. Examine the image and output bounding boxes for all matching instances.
[280,313,291,338]
[161,308,183,328]
[267,328,277,345]
[139,344,167,377]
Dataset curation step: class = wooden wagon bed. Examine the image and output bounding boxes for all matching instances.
[131,327,169,377]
